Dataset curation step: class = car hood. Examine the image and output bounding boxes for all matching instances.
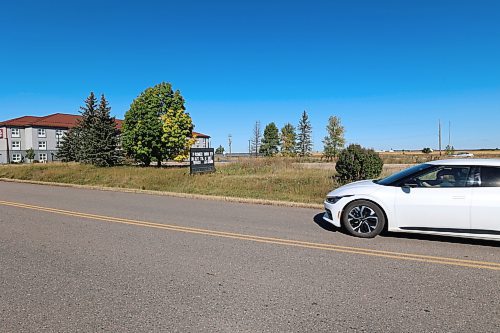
[327,179,381,197]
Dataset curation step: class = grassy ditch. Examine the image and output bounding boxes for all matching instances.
[0,159,408,204]
[0,159,336,204]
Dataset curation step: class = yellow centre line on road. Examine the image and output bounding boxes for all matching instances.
[1,200,499,271]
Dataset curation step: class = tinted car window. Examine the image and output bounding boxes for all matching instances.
[415,166,470,188]
[480,167,500,187]
[376,164,434,186]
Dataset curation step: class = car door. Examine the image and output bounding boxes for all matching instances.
[470,166,500,239]
[394,166,471,232]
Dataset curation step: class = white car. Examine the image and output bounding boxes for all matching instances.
[323,159,500,241]
[452,152,474,158]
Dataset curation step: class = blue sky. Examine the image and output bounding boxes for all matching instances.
[1,0,499,151]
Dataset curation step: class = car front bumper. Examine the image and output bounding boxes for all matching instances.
[323,201,343,228]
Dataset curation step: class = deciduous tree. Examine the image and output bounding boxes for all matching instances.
[161,108,195,162]
[322,116,345,161]
[280,123,297,156]
[250,121,261,157]
[122,82,189,166]
[215,145,225,154]
[25,148,35,163]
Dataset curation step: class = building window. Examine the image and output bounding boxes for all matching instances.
[38,141,47,150]
[56,129,64,138]
[12,140,21,150]
[11,128,20,137]
[56,141,63,148]
[39,153,47,163]
[12,154,22,163]
[38,128,46,137]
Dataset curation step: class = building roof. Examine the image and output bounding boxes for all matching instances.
[0,113,122,130]
[0,113,208,137]
[193,131,210,138]
[0,115,43,127]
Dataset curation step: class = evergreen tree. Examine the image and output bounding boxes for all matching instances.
[260,122,280,156]
[280,123,297,156]
[57,92,121,166]
[297,110,313,157]
[122,82,188,166]
[83,94,122,166]
[77,92,99,163]
[57,92,98,162]
[57,127,81,162]
[322,116,345,161]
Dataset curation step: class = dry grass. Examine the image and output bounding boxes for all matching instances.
[0,159,337,204]
[6,154,495,204]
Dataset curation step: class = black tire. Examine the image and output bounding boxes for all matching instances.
[341,200,386,238]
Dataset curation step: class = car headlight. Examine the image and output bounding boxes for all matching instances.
[326,195,353,204]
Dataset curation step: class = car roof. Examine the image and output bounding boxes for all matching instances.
[427,159,500,166]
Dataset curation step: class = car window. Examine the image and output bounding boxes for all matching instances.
[480,167,500,187]
[376,164,434,186]
[466,167,481,187]
[414,166,470,188]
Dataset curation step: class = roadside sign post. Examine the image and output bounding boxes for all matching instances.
[190,148,215,174]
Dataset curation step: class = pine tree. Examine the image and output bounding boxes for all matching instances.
[57,127,81,162]
[297,110,313,157]
[322,116,345,161]
[57,92,121,166]
[260,122,280,156]
[280,123,297,156]
[57,92,98,163]
[85,94,122,166]
[77,92,99,163]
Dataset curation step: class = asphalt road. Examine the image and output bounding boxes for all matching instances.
[0,181,499,332]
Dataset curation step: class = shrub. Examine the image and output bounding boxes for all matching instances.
[335,144,383,183]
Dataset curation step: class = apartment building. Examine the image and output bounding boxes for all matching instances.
[0,113,210,164]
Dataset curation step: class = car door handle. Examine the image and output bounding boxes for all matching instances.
[452,196,466,199]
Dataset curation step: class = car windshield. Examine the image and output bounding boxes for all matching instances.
[375,163,434,186]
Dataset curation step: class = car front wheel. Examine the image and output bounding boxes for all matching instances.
[342,200,385,238]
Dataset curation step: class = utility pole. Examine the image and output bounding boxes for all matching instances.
[228,134,232,155]
[448,121,451,147]
[438,119,442,156]
[248,140,251,155]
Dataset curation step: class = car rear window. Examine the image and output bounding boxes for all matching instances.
[480,167,500,187]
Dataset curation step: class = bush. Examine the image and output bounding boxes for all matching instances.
[335,144,383,183]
